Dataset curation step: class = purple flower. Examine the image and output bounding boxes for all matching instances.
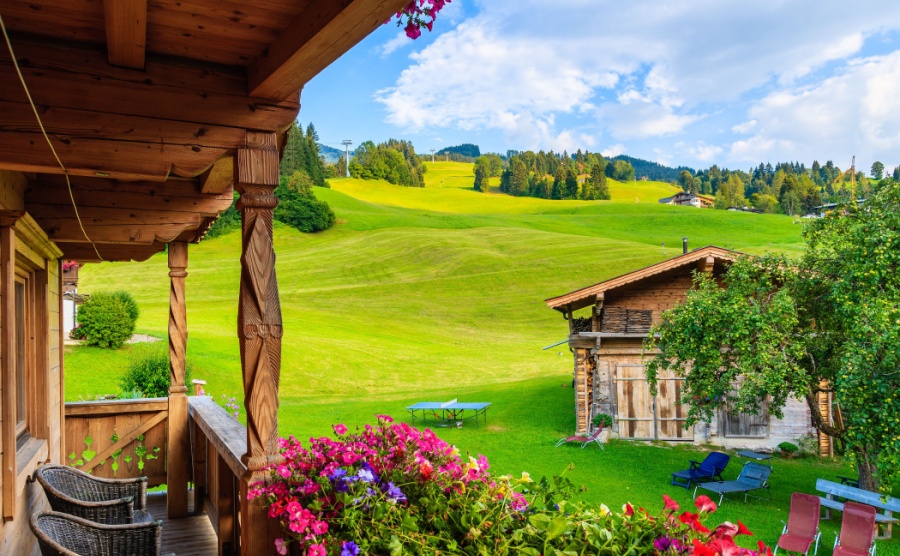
[340,541,360,556]
[328,468,354,492]
[356,462,377,484]
[654,536,674,552]
[382,481,407,503]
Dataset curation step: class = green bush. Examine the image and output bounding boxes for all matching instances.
[778,441,799,457]
[592,412,613,429]
[76,291,138,348]
[120,345,193,398]
[275,171,336,233]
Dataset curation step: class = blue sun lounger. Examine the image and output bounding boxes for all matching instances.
[693,461,773,505]
[406,399,491,427]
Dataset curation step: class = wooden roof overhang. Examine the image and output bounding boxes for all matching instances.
[545,245,740,313]
[0,0,409,261]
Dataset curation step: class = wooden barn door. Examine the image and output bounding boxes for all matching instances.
[615,364,655,439]
[615,363,693,441]
[656,371,692,440]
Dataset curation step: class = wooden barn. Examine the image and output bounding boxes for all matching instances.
[545,246,815,449]
[0,0,409,554]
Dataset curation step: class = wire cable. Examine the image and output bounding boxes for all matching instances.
[0,12,104,261]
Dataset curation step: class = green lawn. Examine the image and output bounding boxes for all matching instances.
[68,162,898,554]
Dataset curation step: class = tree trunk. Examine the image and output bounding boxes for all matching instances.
[856,447,880,492]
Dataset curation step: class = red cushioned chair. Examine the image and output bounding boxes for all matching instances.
[775,492,821,555]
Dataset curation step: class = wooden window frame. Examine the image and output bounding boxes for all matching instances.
[1,215,58,521]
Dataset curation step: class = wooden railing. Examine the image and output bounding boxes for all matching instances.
[189,395,247,555]
[64,398,168,486]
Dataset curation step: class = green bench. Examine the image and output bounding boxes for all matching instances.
[816,478,900,539]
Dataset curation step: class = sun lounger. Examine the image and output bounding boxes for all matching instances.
[693,461,772,505]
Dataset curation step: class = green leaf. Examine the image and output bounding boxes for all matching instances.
[546,516,569,540]
[527,513,551,530]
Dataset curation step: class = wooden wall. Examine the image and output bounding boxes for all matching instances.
[0,171,64,556]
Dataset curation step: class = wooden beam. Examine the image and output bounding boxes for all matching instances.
[103,0,148,69]
[199,157,234,194]
[52,242,165,263]
[234,131,282,554]
[248,0,410,99]
[167,241,189,519]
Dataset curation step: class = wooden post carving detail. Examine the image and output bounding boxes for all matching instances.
[167,241,189,518]
[236,184,282,472]
[168,242,188,394]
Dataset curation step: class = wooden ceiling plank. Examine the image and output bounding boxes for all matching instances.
[103,0,148,69]
[27,176,233,208]
[55,242,165,262]
[0,131,231,180]
[247,0,410,99]
[40,221,202,244]
[0,41,299,131]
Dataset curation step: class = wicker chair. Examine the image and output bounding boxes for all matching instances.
[30,512,167,556]
[35,464,152,525]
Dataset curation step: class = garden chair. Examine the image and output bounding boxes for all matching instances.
[555,426,605,450]
[670,451,730,489]
[693,461,772,505]
[30,512,169,556]
[774,492,821,555]
[833,501,877,556]
[35,464,153,525]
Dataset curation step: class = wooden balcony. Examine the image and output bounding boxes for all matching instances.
[64,396,276,555]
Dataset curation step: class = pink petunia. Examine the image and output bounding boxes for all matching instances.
[307,544,326,556]
[333,423,348,435]
[662,494,679,511]
[274,538,288,556]
[694,494,718,514]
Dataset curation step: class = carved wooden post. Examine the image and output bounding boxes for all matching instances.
[234,132,283,554]
[167,241,189,518]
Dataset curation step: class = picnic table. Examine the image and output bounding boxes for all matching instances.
[816,478,900,539]
[406,399,491,428]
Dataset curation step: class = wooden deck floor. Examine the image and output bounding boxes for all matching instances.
[147,492,218,555]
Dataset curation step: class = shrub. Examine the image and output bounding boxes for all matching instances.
[797,434,819,457]
[76,291,138,348]
[251,417,772,556]
[120,345,193,398]
[68,323,86,340]
[778,441,799,458]
[275,171,336,233]
[592,412,613,430]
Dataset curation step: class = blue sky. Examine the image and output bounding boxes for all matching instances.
[300,0,900,173]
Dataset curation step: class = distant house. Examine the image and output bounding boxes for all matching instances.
[658,191,714,208]
[806,199,866,218]
[545,246,816,450]
[727,206,763,214]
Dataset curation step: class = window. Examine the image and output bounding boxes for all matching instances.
[15,280,26,441]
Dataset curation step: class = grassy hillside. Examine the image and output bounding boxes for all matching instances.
[64,161,880,551]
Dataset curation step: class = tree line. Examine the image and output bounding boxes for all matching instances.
[349,139,426,187]
[678,159,900,216]
[474,150,636,200]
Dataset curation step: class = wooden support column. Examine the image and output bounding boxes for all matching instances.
[167,241,189,518]
[0,224,15,520]
[234,132,283,555]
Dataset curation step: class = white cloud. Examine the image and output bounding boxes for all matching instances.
[687,142,725,163]
[602,144,625,158]
[381,33,410,57]
[728,51,900,167]
[731,120,757,134]
[374,0,900,163]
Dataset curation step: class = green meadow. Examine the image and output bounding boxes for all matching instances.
[69,162,896,552]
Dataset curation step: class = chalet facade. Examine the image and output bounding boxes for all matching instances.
[545,246,816,450]
[0,0,409,554]
[658,191,715,208]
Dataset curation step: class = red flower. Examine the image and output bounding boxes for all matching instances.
[662,494,680,511]
[695,494,718,513]
[757,541,773,556]
[691,538,717,556]
[737,520,753,536]
[623,502,634,516]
